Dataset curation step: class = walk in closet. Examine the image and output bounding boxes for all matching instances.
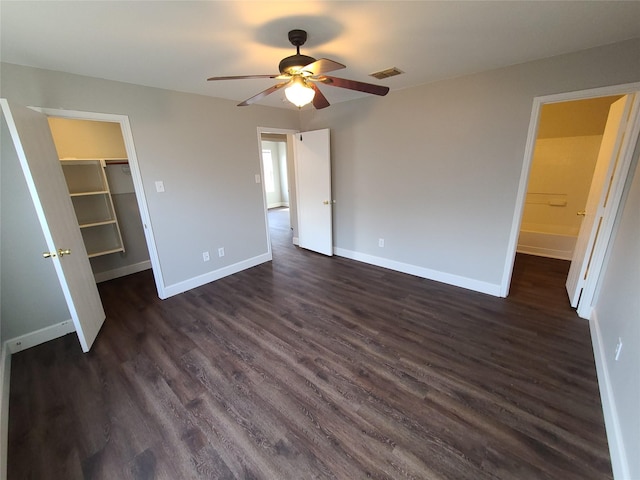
[48,117,151,281]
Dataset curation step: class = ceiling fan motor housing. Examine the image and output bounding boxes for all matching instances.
[279,54,316,74]
[280,29,316,74]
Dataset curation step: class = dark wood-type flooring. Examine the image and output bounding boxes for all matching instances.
[8,208,612,479]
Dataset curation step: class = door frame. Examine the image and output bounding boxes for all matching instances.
[501,82,640,319]
[33,106,166,299]
[256,127,299,257]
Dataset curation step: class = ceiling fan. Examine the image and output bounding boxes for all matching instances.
[207,29,390,109]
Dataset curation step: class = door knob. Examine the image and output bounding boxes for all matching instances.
[58,248,71,257]
[323,200,330,205]
[42,251,56,259]
[577,211,586,216]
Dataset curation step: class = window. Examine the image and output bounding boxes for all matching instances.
[262,150,275,193]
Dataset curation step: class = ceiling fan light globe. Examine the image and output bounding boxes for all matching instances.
[285,78,315,108]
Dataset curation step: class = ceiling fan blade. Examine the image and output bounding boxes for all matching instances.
[302,58,346,76]
[238,82,288,106]
[309,83,330,109]
[316,76,390,96]
[207,74,279,81]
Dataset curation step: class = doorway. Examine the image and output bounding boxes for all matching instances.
[47,117,153,284]
[257,127,299,257]
[256,127,334,258]
[260,132,293,239]
[516,96,621,262]
[503,83,640,318]
[36,107,165,299]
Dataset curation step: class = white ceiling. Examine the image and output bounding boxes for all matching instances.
[2,1,640,110]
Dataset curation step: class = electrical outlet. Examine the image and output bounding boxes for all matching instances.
[155,180,165,193]
[378,238,385,248]
[218,247,225,257]
[615,338,623,361]
[202,251,210,262]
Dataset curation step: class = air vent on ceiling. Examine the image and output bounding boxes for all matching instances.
[369,67,404,80]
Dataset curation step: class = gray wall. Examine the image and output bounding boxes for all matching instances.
[1,63,298,341]
[1,118,71,340]
[592,141,640,480]
[300,38,640,288]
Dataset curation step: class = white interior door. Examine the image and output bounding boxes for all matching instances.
[295,128,333,256]
[566,95,633,307]
[1,99,105,352]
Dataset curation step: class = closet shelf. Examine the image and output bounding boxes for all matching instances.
[87,247,125,259]
[60,158,125,258]
[70,190,110,197]
[79,219,118,229]
[60,157,128,162]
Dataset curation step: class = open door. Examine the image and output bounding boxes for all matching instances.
[1,99,105,352]
[566,95,634,307]
[295,129,333,256]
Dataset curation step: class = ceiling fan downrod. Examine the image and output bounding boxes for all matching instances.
[279,30,316,75]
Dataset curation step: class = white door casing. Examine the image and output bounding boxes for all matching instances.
[295,129,333,256]
[566,95,634,308]
[1,99,105,352]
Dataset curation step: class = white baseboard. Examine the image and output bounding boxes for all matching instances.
[5,320,76,355]
[589,311,629,480]
[0,343,10,480]
[162,252,272,298]
[516,246,573,261]
[333,247,502,297]
[94,260,152,283]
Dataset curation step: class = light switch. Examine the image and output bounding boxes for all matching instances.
[155,181,165,193]
[255,174,261,184]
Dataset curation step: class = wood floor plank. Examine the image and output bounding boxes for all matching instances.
[8,208,612,479]
[179,306,399,478]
